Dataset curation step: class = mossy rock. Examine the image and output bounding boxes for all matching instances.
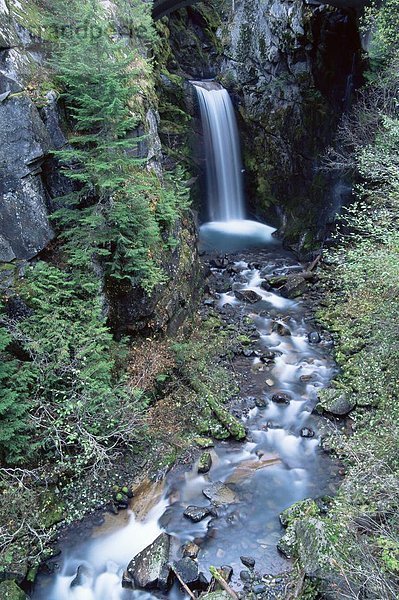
[0,581,27,600]
[277,524,296,559]
[198,452,212,474]
[316,389,356,417]
[280,498,320,528]
[194,437,214,449]
[294,517,340,580]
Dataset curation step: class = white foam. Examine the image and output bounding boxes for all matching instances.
[200,220,277,251]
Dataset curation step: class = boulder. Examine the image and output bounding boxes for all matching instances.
[316,389,356,417]
[182,541,200,559]
[277,527,296,559]
[234,289,262,304]
[183,505,212,523]
[240,556,255,568]
[70,564,94,588]
[173,557,198,585]
[267,275,288,288]
[0,581,27,600]
[202,481,237,506]
[279,275,308,299]
[126,532,171,591]
[198,452,212,474]
[308,331,321,344]
[279,498,320,528]
[271,321,291,336]
[255,397,267,408]
[294,517,336,578]
[271,392,291,404]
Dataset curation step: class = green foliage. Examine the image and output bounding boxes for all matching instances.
[316,18,399,594]
[1,262,147,469]
[0,327,33,464]
[47,0,188,292]
[363,0,399,69]
[377,537,399,573]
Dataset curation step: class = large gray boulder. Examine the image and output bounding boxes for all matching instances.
[126,533,172,591]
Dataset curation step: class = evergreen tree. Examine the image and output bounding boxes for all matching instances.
[49,0,186,291]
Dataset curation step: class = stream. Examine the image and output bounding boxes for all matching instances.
[33,237,338,600]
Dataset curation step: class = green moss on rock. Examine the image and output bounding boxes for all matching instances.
[0,581,27,600]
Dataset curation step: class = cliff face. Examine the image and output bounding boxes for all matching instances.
[0,0,200,334]
[162,0,362,251]
[0,1,55,261]
[219,0,361,247]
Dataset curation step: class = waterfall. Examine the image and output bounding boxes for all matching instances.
[193,81,245,222]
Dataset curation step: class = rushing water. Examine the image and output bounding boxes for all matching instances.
[193,81,245,222]
[34,243,338,599]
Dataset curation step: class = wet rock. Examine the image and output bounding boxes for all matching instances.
[173,557,198,585]
[260,280,272,291]
[271,321,291,336]
[279,275,308,299]
[277,527,296,559]
[234,289,262,304]
[240,556,255,569]
[300,427,315,438]
[182,542,200,559]
[210,257,228,269]
[255,397,267,408]
[218,565,233,583]
[71,565,94,587]
[271,392,291,404]
[183,506,211,523]
[316,389,356,417]
[240,569,252,582]
[267,275,288,288]
[253,583,266,594]
[198,452,212,474]
[308,331,321,344]
[126,532,171,591]
[202,481,237,506]
[260,350,277,362]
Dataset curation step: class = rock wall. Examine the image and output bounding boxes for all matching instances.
[220,0,362,249]
[0,0,55,261]
[162,0,362,251]
[0,0,201,335]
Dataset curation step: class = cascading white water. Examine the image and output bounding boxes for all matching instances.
[193,82,245,222]
[194,81,277,252]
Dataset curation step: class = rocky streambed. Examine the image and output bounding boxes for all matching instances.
[33,243,342,600]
